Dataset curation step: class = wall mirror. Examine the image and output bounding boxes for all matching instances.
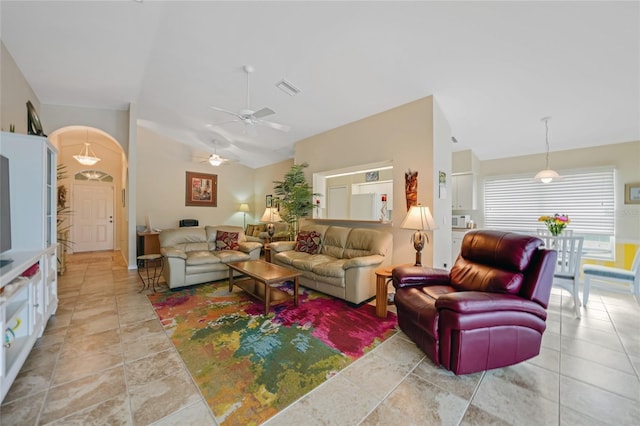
[313,161,393,221]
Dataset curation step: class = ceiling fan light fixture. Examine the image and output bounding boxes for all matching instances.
[534,116,561,183]
[276,79,301,96]
[209,154,223,166]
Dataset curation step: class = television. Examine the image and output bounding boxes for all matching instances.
[0,154,12,266]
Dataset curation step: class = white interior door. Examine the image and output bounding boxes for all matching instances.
[73,183,114,252]
[327,186,348,219]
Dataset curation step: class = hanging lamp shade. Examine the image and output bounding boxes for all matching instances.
[73,130,101,166]
[534,117,560,183]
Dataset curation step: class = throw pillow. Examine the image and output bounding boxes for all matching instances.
[246,224,255,236]
[295,231,321,254]
[215,231,240,251]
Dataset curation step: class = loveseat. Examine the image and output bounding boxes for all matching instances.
[159,225,262,289]
[268,224,393,304]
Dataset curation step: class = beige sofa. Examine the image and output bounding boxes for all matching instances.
[269,224,393,304]
[159,225,262,289]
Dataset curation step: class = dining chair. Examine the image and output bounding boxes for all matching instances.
[541,235,584,318]
[583,247,640,305]
[537,228,574,237]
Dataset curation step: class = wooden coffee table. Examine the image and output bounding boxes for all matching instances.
[228,260,301,314]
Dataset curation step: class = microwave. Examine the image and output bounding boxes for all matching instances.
[452,215,471,228]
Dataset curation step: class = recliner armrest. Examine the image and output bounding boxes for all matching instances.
[160,247,187,260]
[392,265,450,289]
[435,291,547,319]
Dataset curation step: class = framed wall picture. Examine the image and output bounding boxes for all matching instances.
[266,194,273,208]
[625,182,640,204]
[365,171,379,182]
[185,171,217,207]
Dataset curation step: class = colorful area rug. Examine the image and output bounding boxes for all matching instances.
[147,280,398,425]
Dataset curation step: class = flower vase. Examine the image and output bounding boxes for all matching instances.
[379,196,388,222]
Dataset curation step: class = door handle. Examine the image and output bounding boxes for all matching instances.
[109,215,113,223]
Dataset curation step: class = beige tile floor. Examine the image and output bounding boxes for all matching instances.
[1,250,639,425]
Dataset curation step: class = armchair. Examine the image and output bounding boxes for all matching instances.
[392,230,557,375]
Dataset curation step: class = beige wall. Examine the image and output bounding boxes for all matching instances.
[136,126,257,230]
[41,104,130,153]
[1,41,40,134]
[478,140,640,245]
[253,159,294,223]
[294,96,451,266]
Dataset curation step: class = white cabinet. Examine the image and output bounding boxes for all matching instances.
[0,132,57,402]
[451,173,476,210]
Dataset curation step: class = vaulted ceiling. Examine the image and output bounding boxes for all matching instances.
[2,1,638,168]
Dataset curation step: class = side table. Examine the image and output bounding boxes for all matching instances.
[137,254,163,292]
[375,266,395,318]
[264,244,271,263]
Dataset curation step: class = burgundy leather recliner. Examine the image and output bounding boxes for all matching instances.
[392,230,557,375]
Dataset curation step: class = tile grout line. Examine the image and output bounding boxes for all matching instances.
[456,370,487,426]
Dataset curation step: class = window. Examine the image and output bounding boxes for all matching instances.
[484,167,615,260]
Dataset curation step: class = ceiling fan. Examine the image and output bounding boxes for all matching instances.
[209,65,291,136]
[196,140,233,167]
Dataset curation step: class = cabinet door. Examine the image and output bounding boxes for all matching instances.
[452,174,476,210]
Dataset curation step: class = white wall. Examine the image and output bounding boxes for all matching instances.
[432,99,453,269]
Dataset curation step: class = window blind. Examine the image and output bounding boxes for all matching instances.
[484,167,615,235]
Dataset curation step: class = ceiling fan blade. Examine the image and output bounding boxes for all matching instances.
[252,107,275,119]
[209,119,241,128]
[208,106,242,119]
[255,119,291,132]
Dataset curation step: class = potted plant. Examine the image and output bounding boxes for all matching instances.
[57,164,73,274]
[273,162,319,240]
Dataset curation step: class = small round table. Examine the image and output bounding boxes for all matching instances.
[137,254,163,292]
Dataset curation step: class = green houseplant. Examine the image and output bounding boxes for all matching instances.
[57,164,73,274]
[273,162,319,240]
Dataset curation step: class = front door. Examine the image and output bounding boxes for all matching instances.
[73,182,114,252]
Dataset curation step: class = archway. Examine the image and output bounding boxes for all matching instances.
[47,126,128,263]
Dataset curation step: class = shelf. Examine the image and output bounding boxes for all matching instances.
[4,335,32,377]
[235,278,291,304]
[5,297,28,326]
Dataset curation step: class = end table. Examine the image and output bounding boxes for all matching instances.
[374,266,395,318]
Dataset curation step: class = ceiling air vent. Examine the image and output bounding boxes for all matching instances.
[275,79,301,96]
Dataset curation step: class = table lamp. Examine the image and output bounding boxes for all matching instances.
[260,207,282,242]
[239,203,250,228]
[400,204,438,266]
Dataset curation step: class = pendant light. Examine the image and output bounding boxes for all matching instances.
[73,130,101,166]
[534,117,560,183]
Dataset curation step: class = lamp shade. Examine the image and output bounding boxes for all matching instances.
[260,207,282,223]
[400,205,437,231]
[533,169,560,184]
[73,142,101,166]
[239,203,250,212]
[400,205,437,266]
